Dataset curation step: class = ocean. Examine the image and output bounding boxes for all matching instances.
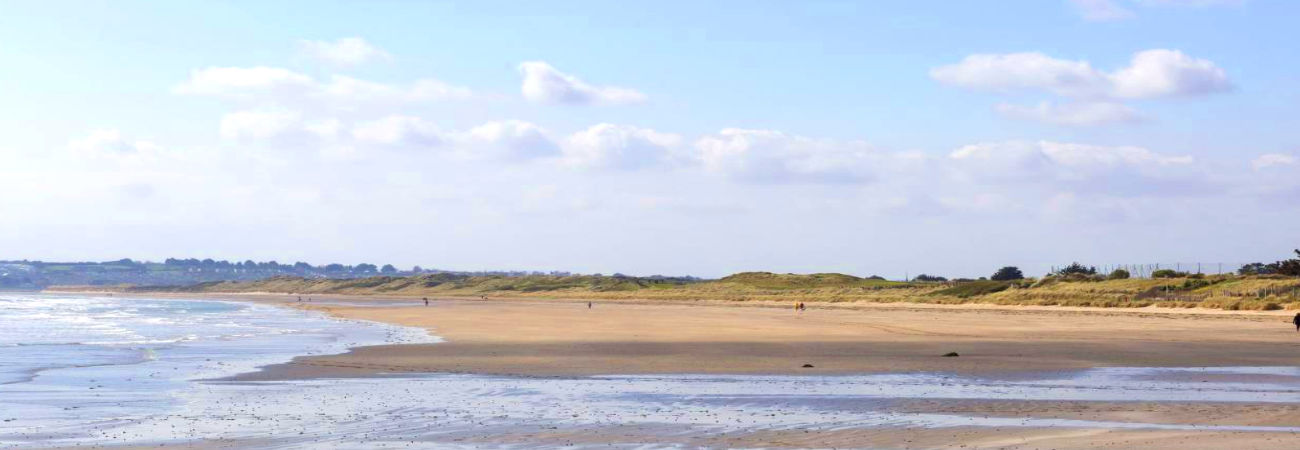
[0,293,437,446]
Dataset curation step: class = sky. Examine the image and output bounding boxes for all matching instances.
[1,0,1297,278]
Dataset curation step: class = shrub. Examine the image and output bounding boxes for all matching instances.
[1239,263,1275,275]
[990,266,1025,281]
[912,274,947,282]
[1152,269,1188,278]
[930,280,1011,298]
[1055,262,1097,276]
[1239,250,1300,276]
[1108,269,1131,280]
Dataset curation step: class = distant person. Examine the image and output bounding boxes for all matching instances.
[423,297,429,306]
[1294,313,1299,332]
[588,302,592,309]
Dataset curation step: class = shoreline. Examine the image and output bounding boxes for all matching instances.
[175,293,1300,380]
[40,290,1300,380]
[22,291,1300,449]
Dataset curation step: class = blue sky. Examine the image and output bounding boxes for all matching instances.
[1,0,1297,277]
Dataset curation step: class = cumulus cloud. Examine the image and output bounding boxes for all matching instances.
[518,61,646,105]
[948,140,1197,193]
[216,110,555,161]
[932,50,1228,100]
[1252,153,1298,170]
[563,124,681,169]
[68,129,162,155]
[175,67,471,104]
[693,129,881,183]
[933,49,1229,126]
[298,37,391,66]
[460,120,560,160]
[173,67,314,96]
[219,110,340,145]
[995,101,1143,126]
[1109,49,1231,98]
[351,116,445,147]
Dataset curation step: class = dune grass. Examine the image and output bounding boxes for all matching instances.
[114,272,1300,311]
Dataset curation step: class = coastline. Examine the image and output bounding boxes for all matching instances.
[49,290,1287,379]
[25,291,1300,449]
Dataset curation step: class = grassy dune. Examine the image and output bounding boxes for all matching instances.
[102,271,1300,311]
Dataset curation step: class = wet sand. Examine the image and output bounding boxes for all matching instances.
[244,297,1300,378]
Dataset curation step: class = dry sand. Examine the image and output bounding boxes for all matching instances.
[242,297,1300,378]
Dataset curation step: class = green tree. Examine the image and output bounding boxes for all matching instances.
[1055,262,1096,276]
[990,266,1024,281]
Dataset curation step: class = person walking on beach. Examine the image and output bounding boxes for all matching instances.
[587,302,592,309]
[423,297,429,307]
[1293,312,1299,332]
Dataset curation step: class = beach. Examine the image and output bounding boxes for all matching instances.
[9,293,1300,449]
[250,296,1300,448]
[256,297,1300,377]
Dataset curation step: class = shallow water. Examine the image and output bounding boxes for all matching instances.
[0,293,437,446]
[2,294,1298,448]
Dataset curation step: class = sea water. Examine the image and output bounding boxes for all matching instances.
[0,293,437,445]
[3,293,1300,448]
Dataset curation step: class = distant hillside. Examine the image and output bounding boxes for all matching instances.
[0,258,586,290]
[66,271,1300,311]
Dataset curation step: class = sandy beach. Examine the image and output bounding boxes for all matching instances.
[11,293,1300,449]
[244,297,1300,378]
[219,297,1300,449]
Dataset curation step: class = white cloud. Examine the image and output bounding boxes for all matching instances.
[173,67,314,96]
[932,49,1228,100]
[1109,49,1231,98]
[1252,153,1297,170]
[931,52,1110,98]
[298,37,391,66]
[693,129,879,183]
[68,129,162,155]
[219,110,339,145]
[352,116,445,147]
[563,124,681,169]
[950,140,1193,168]
[949,140,1195,186]
[1070,0,1136,21]
[1038,141,1194,167]
[176,67,471,104]
[518,61,646,105]
[996,101,1143,126]
[459,120,560,160]
[933,49,1229,126]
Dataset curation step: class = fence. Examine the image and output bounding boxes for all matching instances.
[1048,263,1252,279]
